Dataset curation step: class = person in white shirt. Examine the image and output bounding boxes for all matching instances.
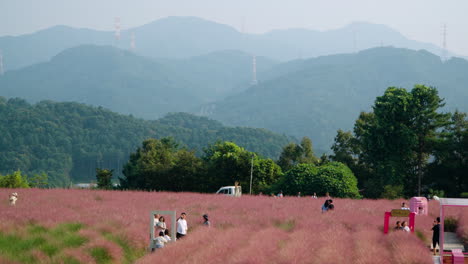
[312,192,318,199]
[401,202,410,210]
[176,212,188,239]
[153,231,168,251]
[164,229,171,242]
[156,216,167,234]
[402,221,411,232]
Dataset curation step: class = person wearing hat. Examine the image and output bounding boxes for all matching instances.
[203,214,210,227]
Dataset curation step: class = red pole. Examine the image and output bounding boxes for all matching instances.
[384,212,391,234]
[409,212,415,233]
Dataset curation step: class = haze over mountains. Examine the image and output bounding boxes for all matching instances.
[0,45,277,118]
[0,16,455,71]
[1,16,467,153]
[204,47,468,151]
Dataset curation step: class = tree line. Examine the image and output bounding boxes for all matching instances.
[329,85,467,198]
[0,98,292,186]
[117,137,361,198]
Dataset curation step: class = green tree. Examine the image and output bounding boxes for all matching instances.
[120,138,177,190]
[96,168,113,190]
[0,170,30,188]
[203,141,282,194]
[275,162,360,198]
[27,172,49,188]
[409,85,451,195]
[427,111,468,196]
[343,85,449,197]
[278,137,317,171]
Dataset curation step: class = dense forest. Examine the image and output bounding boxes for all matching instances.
[0,97,293,186]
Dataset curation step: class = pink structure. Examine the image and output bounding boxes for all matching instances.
[383,210,415,234]
[438,198,468,264]
[410,197,428,215]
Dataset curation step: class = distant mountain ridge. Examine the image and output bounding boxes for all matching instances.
[0,45,277,118]
[203,47,468,151]
[0,16,457,71]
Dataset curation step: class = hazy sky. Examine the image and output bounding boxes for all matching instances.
[1,0,468,55]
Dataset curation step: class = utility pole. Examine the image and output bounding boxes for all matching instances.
[114,17,121,45]
[249,154,254,195]
[130,32,136,51]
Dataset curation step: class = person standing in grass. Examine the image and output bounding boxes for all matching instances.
[156,216,167,234]
[312,192,317,199]
[432,217,440,255]
[176,212,188,239]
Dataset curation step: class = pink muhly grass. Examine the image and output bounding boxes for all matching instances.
[230,227,289,264]
[0,188,440,263]
[385,231,433,264]
[87,238,124,264]
[63,248,97,264]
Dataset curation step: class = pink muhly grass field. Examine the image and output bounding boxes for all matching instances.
[0,188,436,263]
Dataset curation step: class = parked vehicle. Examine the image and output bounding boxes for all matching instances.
[216,186,242,197]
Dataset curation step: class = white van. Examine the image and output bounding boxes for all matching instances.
[216,186,242,197]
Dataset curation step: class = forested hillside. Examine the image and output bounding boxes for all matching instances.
[204,47,468,151]
[0,45,276,118]
[0,97,293,186]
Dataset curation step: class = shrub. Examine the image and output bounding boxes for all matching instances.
[276,162,361,198]
[444,217,458,232]
[0,170,29,188]
[381,185,404,199]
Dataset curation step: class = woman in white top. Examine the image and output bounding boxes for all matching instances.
[402,221,411,232]
[156,216,167,234]
[153,231,168,250]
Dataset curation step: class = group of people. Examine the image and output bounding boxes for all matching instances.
[273,191,320,199]
[151,212,210,252]
[393,220,411,232]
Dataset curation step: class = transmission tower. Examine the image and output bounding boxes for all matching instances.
[251,55,258,85]
[0,50,4,76]
[114,17,121,44]
[441,23,448,61]
[130,32,136,51]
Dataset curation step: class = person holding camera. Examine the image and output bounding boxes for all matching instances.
[432,217,440,255]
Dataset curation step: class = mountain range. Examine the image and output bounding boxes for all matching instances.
[2,45,467,152]
[202,47,468,151]
[0,45,277,118]
[0,16,456,72]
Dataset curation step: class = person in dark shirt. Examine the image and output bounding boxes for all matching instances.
[432,217,440,255]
